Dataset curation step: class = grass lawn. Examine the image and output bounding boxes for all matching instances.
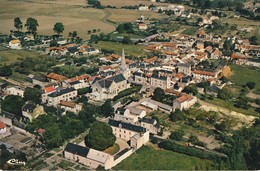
[182,26,199,35]
[114,146,212,170]
[229,64,260,89]
[205,98,259,117]
[103,143,120,155]
[93,41,147,57]
[34,161,48,170]
[57,160,75,170]
[0,49,45,65]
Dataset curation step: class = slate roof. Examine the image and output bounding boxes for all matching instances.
[95,74,126,88]
[65,143,89,157]
[108,119,146,133]
[140,117,156,125]
[22,103,36,112]
[48,87,76,97]
[151,74,167,81]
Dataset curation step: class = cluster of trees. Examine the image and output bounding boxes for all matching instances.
[116,23,134,34]
[14,17,39,34]
[26,106,95,148]
[215,122,260,170]
[87,0,101,8]
[152,87,176,105]
[113,85,142,101]
[191,0,244,10]
[14,56,57,75]
[0,65,12,77]
[0,145,27,170]
[85,122,116,150]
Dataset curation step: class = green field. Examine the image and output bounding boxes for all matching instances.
[0,49,44,65]
[114,146,212,170]
[229,64,260,89]
[93,41,147,57]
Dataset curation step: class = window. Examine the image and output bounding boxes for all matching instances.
[124,130,126,133]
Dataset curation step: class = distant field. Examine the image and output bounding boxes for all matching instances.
[0,0,165,40]
[221,17,260,27]
[0,49,44,65]
[0,0,115,39]
[114,146,212,170]
[100,0,170,7]
[106,8,164,24]
[93,41,147,57]
[229,64,260,89]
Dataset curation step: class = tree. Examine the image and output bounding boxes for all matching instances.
[217,88,232,100]
[72,31,78,37]
[169,129,184,141]
[86,122,116,150]
[183,84,198,95]
[90,34,100,43]
[25,17,39,33]
[2,95,25,117]
[246,82,256,90]
[100,100,114,117]
[169,109,186,122]
[53,22,64,35]
[0,65,12,77]
[249,36,258,45]
[152,87,165,101]
[24,87,42,104]
[189,135,199,143]
[14,17,23,31]
[122,36,132,44]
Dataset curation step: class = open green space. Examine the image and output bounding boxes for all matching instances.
[205,98,259,116]
[57,160,75,170]
[114,146,212,170]
[93,41,147,57]
[103,143,120,155]
[229,64,260,89]
[0,49,46,65]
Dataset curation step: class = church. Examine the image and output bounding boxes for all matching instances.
[90,49,130,101]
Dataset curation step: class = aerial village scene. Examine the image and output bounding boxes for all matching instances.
[0,0,259,170]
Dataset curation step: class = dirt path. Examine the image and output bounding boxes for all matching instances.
[247,91,260,99]
[101,9,117,27]
[198,100,256,126]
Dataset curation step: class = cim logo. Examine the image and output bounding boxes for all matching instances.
[7,159,26,166]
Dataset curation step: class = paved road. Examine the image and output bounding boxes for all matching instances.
[0,76,34,88]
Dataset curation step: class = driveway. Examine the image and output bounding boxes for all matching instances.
[115,138,130,153]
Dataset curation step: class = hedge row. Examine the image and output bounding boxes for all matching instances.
[158,140,223,160]
[113,86,142,101]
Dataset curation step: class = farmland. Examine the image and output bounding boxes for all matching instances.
[93,41,147,57]
[0,0,164,39]
[115,146,212,170]
[0,49,46,65]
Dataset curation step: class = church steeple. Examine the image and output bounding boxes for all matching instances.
[121,48,126,71]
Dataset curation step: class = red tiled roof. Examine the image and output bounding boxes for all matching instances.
[47,73,68,82]
[38,128,45,134]
[177,94,193,103]
[144,56,158,63]
[194,70,216,76]
[45,86,56,93]
[175,73,185,79]
[0,122,6,129]
[68,74,92,82]
[231,53,250,59]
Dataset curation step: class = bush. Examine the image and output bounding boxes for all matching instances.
[169,130,184,141]
[113,86,142,101]
[77,87,91,95]
[246,82,256,89]
[158,140,222,160]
